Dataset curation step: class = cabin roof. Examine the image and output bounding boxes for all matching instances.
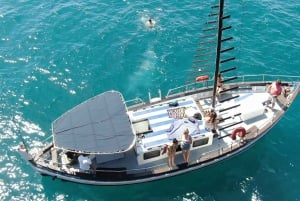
[52,91,135,154]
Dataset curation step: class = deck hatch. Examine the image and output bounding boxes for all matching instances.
[132,118,153,135]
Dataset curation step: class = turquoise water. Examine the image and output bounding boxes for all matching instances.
[1,0,300,200]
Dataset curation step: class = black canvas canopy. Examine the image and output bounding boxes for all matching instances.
[52,91,135,153]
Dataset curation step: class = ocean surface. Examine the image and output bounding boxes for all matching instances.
[1,0,300,200]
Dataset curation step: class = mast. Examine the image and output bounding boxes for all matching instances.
[212,0,224,108]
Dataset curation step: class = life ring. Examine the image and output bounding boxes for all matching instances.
[195,75,209,82]
[231,127,246,140]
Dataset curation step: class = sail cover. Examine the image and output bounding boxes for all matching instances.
[52,91,135,153]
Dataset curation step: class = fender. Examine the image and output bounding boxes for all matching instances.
[231,127,246,140]
[195,75,209,82]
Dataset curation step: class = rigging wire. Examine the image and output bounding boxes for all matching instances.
[237,0,246,75]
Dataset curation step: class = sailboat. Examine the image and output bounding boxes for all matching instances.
[19,0,300,185]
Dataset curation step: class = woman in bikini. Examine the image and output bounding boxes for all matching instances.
[167,138,178,168]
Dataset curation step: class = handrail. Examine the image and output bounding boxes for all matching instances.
[41,135,52,144]
[166,74,300,97]
[37,155,168,174]
[34,141,239,176]
[31,119,278,179]
[125,97,145,107]
[33,74,299,157]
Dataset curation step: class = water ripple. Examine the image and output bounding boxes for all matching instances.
[0,0,299,200]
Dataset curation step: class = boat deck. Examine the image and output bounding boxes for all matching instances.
[129,97,203,149]
[73,85,290,171]
[23,80,299,185]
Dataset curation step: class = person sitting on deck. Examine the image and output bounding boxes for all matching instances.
[204,109,217,134]
[66,152,77,164]
[266,79,282,109]
[78,154,96,173]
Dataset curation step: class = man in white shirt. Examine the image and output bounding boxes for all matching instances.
[78,154,96,172]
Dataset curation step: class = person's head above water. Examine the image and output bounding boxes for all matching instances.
[146,18,155,28]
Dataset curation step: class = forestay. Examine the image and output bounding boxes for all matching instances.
[52,91,135,153]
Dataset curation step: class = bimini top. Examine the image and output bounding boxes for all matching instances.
[52,91,135,154]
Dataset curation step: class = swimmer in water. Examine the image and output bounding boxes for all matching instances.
[146,18,155,27]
